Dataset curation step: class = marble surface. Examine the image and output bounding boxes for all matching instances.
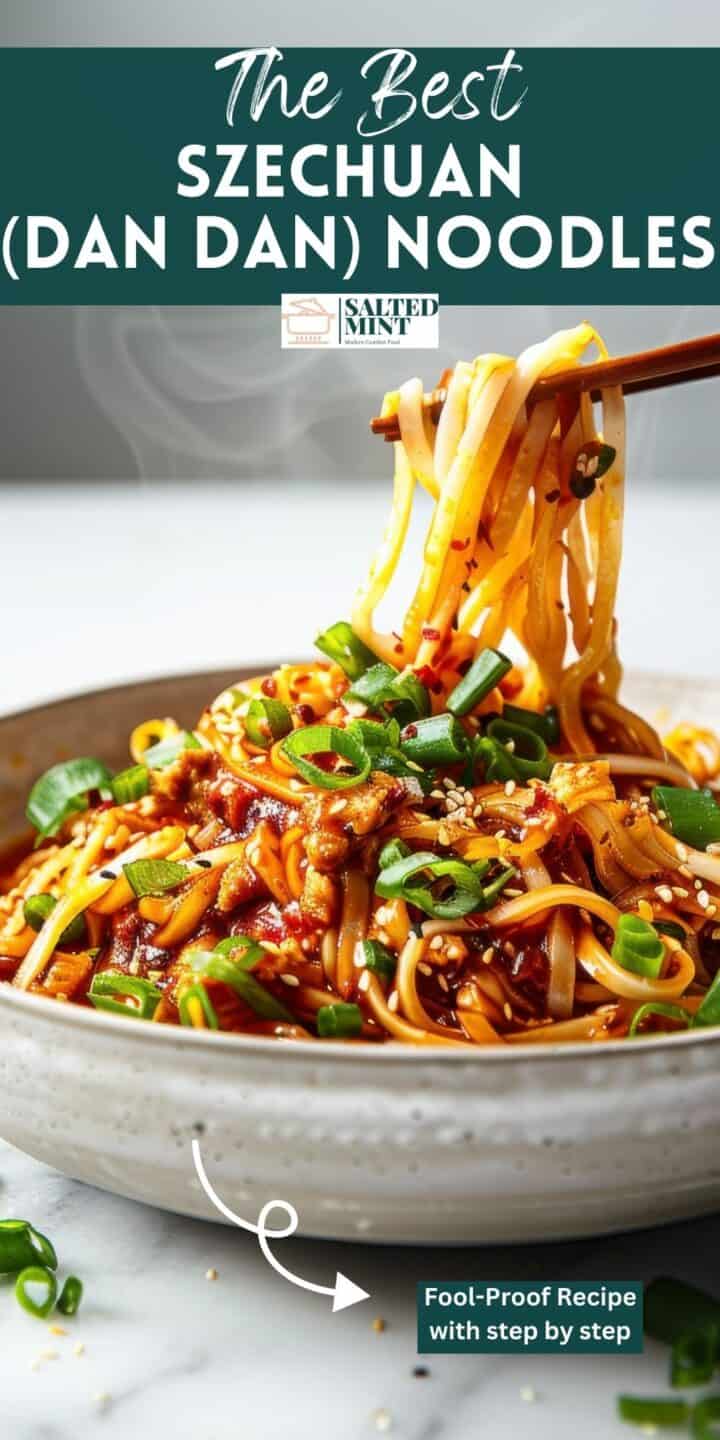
[2,475,720,1436]
[3,1139,719,1440]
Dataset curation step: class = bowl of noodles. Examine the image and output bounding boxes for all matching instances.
[2,323,720,1243]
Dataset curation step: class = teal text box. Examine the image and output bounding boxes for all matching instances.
[417,1281,643,1354]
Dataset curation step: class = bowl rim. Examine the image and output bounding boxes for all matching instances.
[1,663,719,1067]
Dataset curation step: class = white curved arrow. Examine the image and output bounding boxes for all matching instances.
[191,1139,370,1313]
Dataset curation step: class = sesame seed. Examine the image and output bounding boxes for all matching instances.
[38,1349,59,1361]
[205,1267,218,1281]
[694,878,703,891]
[503,1003,513,1021]
[482,946,494,966]
[288,778,304,791]
[473,804,484,819]
[280,973,300,987]
[373,1410,393,1433]
[429,935,443,951]
[372,1316,386,1333]
[676,843,689,862]
[504,780,516,797]
[638,899,654,921]
[437,826,451,846]
[655,885,674,904]
[73,1342,85,1357]
[49,1325,67,1337]
[446,944,464,960]
[520,1385,537,1403]
[358,970,370,993]
[375,906,391,926]
[413,1365,430,1378]
[502,940,515,958]
[388,991,399,1012]
[329,799,347,815]
[377,930,391,947]
[430,789,445,801]
[707,904,717,917]
[418,962,432,976]
[698,890,711,910]
[438,975,449,993]
[672,887,689,899]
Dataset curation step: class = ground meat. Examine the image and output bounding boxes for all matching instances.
[300,867,339,927]
[301,772,408,874]
[217,856,264,914]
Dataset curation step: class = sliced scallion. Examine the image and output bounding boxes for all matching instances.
[399,713,468,768]
[347,662,430,722]
[446,649,512,717]
[671,1329,718,1388]
[15,1264,58,1320]
[179,983,219,1030]
[502,703,560,746]
[188,950,292,1022]
[213,934,265,970]
[612,914,665,979]
[482,719,553,782]
[123,858,188,899]
[244,697,292,749]
[617,1395,689,1427]
[0,1220,57,1275]
[692,970,720,1028]
[359,939,396,980]
[57,1275,84,1317]
[652,785,720,851]
[375,850,514,920]
[88,971,162,1020]
[645,1277,720,1347]
[629,1003,690,1038]
[378,839,410,870]
[23,893,86,946]
[315,621,378,680]
[281,724,371,791]
[110,764,150,804]
[692,1396,720,1439]
[316,1002,363,1038]
[26,757,113,839]
[143,731,202,770]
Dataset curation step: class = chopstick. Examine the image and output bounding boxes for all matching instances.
[370,331,720,442]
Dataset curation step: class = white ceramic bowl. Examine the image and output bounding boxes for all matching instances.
[1,669,719,1245]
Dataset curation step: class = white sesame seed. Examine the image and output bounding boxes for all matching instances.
[328,799,347,815]
[430,789,445,801]
[358,970,370,993]
[504,780,516,797]
[698,890,711,910]
[438,975,449,993]
[418,963,432,976]
[482,946,494,966]
[73,1342,85,1357]
[280,973,300,987]
[655,885,674,904]
[520,1385,537,1403]
[473,804,484,819]
[373,1410,393,1433]
[429,935,443,951]
[446,944,464,960]
[388,991,399,1012]
[676,843,689,862]
[503,1002,513,1021]
[206,1268,218,1281]
[672,887,689,899]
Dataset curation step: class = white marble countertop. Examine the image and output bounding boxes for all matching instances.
[2,476,720,1436]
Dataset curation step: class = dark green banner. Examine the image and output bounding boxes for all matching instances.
[0,47,717,304]
[417,1281,644,1354]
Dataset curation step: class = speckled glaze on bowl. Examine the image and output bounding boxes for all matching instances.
[1,669,719,1245]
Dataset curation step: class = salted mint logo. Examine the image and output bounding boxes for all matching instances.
[281,294,439,348]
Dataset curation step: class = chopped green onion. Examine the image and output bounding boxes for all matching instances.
[23,893,86,946]
[652,785,720,851]
[629,1003,690,1038]
[692,1396,720,1438]
[645,1278,720,1347]
[26,757,114,839]
[179,983,219,1030]
[88,971,162,1020]
[612,913,665,978]
[244,698,292,749]
[315,621,378,680]
[123,858,188,899]
[110,764,150,804]
[281,724,371,791]
[501,703,560,745]
[347,662,430,722]
[346,719,432,791]
[213,934,265,970]
[378,839,410,869]
[617,1395,689,1427]
[692,970,720,1028]
[671,1329,718,1387]
[399,714,468,768]
[143,731,202,770]
[317,1003,363,1038]
[0,1220,57,1274]
[15,1264,58,1320]
[359,940,396,980]
[228,687,250,708]
[482,719,553,782]
[57,1275,83,1317]
[188,951,292,1022]
[446,649,512,717]
[375,849,514,920]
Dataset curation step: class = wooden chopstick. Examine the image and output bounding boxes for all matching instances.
[370,331,720,442]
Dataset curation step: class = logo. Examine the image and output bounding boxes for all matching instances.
[281,294,439,349]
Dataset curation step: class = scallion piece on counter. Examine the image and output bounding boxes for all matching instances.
[244,697,292,749]
[359,940,396,981]
[57,1275,84,1318]
[188,951,293,1022]
[143,731,202,770]
[611,914,665,979]
[399,714,468,768]
[347,662,430,722]
[0,1220,57,1275]
[645,1277,720,1346]
[628,1003,690,1038]
[617,1395,690,1428]
[671,1329,718,1387]
[316,1003,363,1038]
[26,757,113,838]
[501,703,560,746]
[23,893,86,946]
[88,971,162,1020]
[15,1265,58,1320]
[123,858,188,899]
[281,724,371,791]
[179,983,219,1030]
[652,785,720,851]
[315,621,378,680]
[446,648,512,717]
[692,970,720,1028]
[110,764,150,804]
[691,1396,720,1439]
[376,850,514,920]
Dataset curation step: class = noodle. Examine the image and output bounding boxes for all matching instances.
[3,323,720,1047]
